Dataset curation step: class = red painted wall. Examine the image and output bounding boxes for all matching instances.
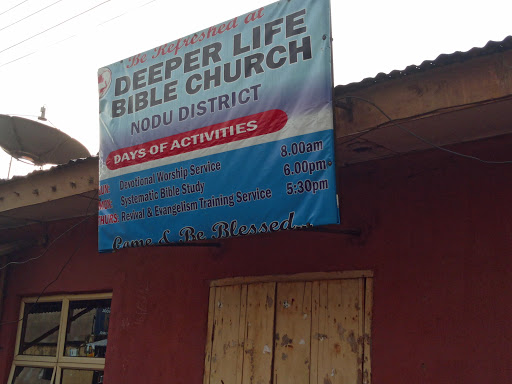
[1,135,512,383]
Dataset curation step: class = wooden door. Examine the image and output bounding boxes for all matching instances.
[204,273,372,384]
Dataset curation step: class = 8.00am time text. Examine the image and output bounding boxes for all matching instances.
[280,140,324,157]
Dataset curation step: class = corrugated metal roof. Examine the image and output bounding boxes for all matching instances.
[0,156,98,185]
[335,35,512,95]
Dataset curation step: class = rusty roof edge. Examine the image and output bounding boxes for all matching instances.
[335,35,512,96]
[0,156,98,186]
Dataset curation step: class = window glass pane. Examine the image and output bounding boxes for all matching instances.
[13,366,53,384]
[64,299,111,358]
[20,301,62,356]
[61,369,103,384]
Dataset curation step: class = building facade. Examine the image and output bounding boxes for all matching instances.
[1,37,511,383]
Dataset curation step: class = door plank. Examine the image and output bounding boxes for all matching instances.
[204,287,217,384]
[316,279,363,384]
[363,278,373,384]
[236,285,248,384]
[242,282,276,384]
[210,285,243,384]
[310,281,320,384]
[273,282,312,384]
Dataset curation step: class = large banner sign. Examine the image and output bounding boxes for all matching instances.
[98,0,339,252]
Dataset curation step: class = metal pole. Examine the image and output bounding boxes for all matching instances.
[7,156,13,179]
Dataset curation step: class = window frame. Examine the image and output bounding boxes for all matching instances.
[8,292,112,384]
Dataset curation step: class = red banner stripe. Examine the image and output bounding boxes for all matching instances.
[106,109,288,170]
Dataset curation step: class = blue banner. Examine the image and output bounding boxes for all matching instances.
[98,0,339,252]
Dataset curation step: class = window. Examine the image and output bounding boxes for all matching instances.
[203,272,373,384]
[8,293,111,384]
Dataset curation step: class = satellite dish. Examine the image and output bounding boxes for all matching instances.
[0,114,90,165]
